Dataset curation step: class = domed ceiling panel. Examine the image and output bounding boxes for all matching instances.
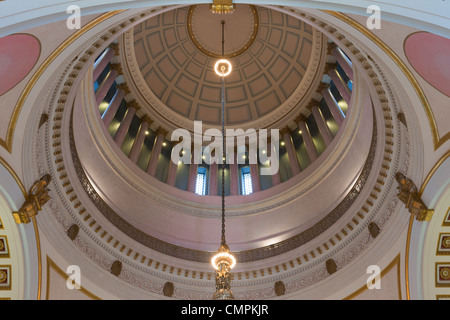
[132,4,316,126]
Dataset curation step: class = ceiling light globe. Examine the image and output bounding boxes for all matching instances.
[214,59,232,77]
[211,244,236,270]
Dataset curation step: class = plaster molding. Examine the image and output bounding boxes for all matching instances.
[21,6,421,299]
[119,9,327,136]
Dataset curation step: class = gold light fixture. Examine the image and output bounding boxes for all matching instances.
[211,244,236,300]
[210,0,236,14]
[211,19,236,300]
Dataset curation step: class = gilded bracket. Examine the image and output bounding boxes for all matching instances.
[395,172,434,221]
[13,174,52,224]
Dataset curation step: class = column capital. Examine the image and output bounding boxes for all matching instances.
[109,63,123,75]
[156,127,169,137]
[316,82,330,94]
[327,42,337,55]
[116,83,131,95]
[280,126,292,136]
[294,113,308,123]
[110,43,120,56]
[306,99,320,111]
[141,114,153,125]
[324,62,338,75]
[127,99,141,111]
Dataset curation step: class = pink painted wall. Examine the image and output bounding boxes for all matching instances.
[404,32,450,97]
[0,34,41,96]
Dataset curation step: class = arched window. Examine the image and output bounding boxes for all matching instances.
[241,166,253,195]
[195,167,207,195]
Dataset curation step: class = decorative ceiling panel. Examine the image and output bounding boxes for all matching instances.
[132,4,318,126]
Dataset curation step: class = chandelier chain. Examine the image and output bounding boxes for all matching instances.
[221,77,226,245]
[220,20,226,246]
[212,18,235,301]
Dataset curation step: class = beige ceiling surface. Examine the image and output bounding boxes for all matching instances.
[132,4,315,126]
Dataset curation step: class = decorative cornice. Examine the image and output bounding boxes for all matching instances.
[30,5,412,299]
[69,104,378,263]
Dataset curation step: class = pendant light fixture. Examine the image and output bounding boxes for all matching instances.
[211,20,236,301]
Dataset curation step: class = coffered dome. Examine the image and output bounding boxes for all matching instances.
[125,4,326,130]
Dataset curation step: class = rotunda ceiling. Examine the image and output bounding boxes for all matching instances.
[131,4,320,127]
[20,5,416,299]
[73,5,366,257]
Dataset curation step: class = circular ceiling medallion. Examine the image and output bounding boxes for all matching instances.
[404,32,450,97]
[0,34,41,96]
[187,4,259,59]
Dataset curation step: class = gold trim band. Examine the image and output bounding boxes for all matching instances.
[405,151,449,299]
[0,157,42,299]
[343,254,402,300]
[419,150,450,197]
[46,256,101,300]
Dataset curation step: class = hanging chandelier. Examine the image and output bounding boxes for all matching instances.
[211,20,236,301]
